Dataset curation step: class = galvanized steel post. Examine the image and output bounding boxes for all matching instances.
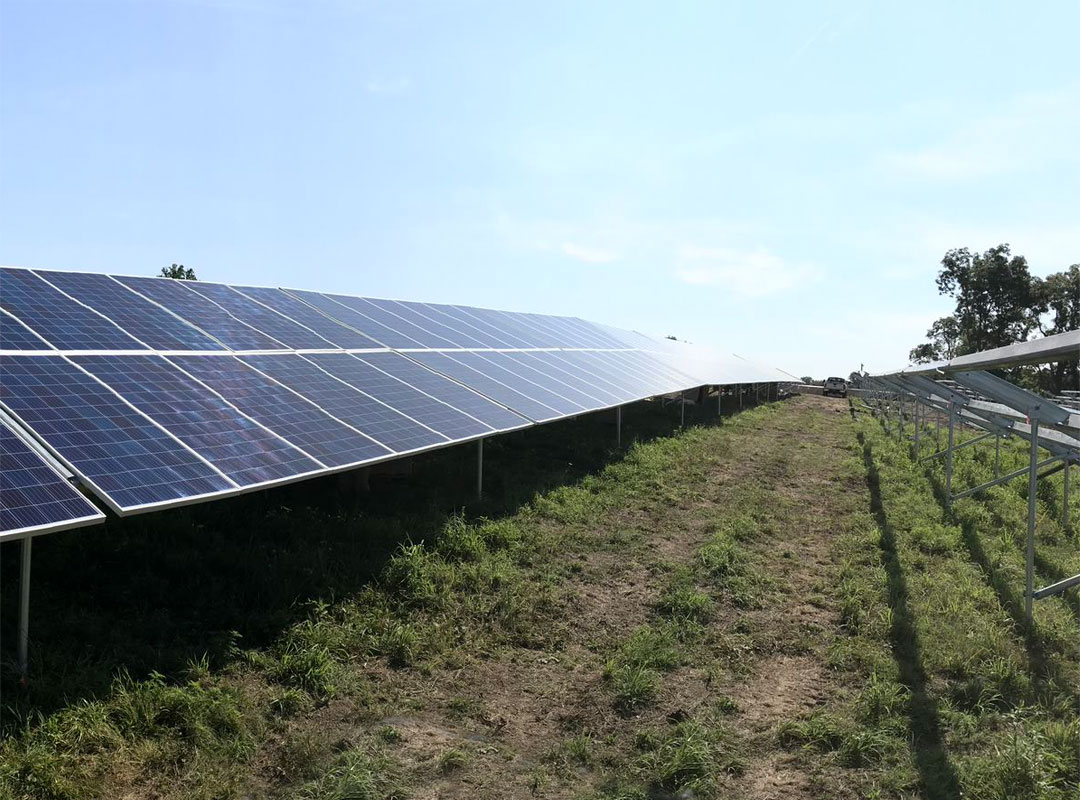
[946,401,956,506]
[18,537,32,677]
[1026,418,1039,621]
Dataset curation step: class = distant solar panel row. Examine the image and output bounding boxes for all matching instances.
[1,266,783,537]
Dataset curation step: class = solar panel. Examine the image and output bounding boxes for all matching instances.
[453,306,550,348]
[0,267,147,351]
[170,355,394,469]
[361,298,487,348]
[352,352,530,432]
[461,352,602,411]
[305,352,494,441]
[285,290,426,348]
[230,285,381,349]
[112,276,286,351]
[408,352,564,422]
[1,419,104,538]
[419,303,531,348]
[73,355,322,487]
[325,294,459,348]
[240,354,449,453]
[0,355,234,511]
[1,309,53,350]
[491,352,615,409]
[516,351,634,404]
[37,270,222,351]
[184,282,338,350]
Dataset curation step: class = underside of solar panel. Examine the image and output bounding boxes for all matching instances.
[0,266,790,534]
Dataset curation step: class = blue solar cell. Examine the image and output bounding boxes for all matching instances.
[408,352,563,422]
[74,356,321,486]
[1,419,104,537]
[241,354,448,453]
[306,353,493,441]
[328,295,462,348]
[420,303,530,348]
[362,298,487,347]
[352,352,530,432]
[484,352,610,409]
[285,291,426,348]
[551,351,655,398]
[452,306,549,348]
[514,351,631,404]
[171,355,392,468]
[1,310,52,350]
[112,276,286,351]
[184,283,337,349]
[0,355,234,510]
[608,350,697,392]
[231,286,381,349]
[39,271,222,351]
[0,268,147,351]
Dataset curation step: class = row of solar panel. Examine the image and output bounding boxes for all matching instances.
[0,347,696,521]
[0,268,642,353]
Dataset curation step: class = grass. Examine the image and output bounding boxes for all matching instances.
[1,391,1075,799]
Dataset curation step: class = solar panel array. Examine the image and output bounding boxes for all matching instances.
[0,266,790,538]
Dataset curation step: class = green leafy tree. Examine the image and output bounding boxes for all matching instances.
[160,263,197,280]
[909,315,961,364]
[1041,264,1080,391]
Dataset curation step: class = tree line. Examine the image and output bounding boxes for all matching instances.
[909,244,1079,393]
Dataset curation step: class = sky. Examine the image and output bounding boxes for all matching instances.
[2,1,1078,377]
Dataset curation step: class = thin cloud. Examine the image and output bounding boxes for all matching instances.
[561,242,618,264]
[676,246,818,298]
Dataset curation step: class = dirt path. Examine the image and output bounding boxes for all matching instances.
[240,394,864,799]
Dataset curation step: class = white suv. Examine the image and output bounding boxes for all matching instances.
[823,377,848,398]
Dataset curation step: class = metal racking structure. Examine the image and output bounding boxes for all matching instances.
[863,329,1079,620]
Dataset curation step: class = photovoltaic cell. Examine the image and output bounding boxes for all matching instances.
[39,271,222,351]
[113,276,286,351]
[0,267,147,351]
[363,298,487,348]
[74,356,321,486]
[453,306,549,348]
[305,353,493,441]
[409,352,563,422]
[516,351,632,404]
[1,310,52,350]
[420,303,530,348]
[1,419,104,537]
[457,352,595,413]
[0,355,234,510]
[171,355,393,468]
[327,294,459,348]
[231,285,381,349]
[185,283,336,350]
[493,352,613,409]
[553,351,655,398]
[241,354,448,452]
[352,352,530,432]
[286,291,425,348]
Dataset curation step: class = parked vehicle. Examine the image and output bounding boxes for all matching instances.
[823,377,848,398]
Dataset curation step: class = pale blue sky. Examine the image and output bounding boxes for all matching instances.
[2,1,1078,376]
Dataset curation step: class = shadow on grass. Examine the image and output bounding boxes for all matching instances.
[0,393,759,731]
[858,432,962,800]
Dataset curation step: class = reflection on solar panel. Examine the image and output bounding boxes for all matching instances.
[0,355,234,511]
[0,265,793,523]
[0,267,146,350]
[306,353,493,441]
[241,354,449,453]
[113,276,286,351]
[73,356,322,486]
[185,283,336,350]
[39,270,222,351]
[172,355,393,468]
[1,419,104,538]
[231,285,380,349]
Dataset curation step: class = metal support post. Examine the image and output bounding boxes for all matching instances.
[18,537,32,677]
[616,406,622,447]
[1063,460,1070,528]
[1025,418,1039,621]
[476,439,484,500]
[945,402,955,506]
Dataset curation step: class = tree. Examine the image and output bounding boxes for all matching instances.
[160,263,197,280]
[909,315,961,363]
[1041,264,1080,391]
